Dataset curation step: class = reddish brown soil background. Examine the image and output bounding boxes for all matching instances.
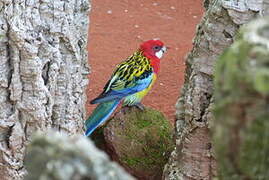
[87,0,203,123]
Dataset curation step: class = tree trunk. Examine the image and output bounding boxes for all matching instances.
[25,131,135,180]
[163,0,268,179]
[213,16,269,180]
[0,0,90,179]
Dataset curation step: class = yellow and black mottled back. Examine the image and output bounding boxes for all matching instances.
[89,50,154,104]
[105,50,153,90]
[113,50,152,81]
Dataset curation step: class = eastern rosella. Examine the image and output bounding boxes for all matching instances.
[85,39,167,136]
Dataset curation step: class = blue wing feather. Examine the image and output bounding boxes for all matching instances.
[91,72,153,104]
[85,99,120,136]
[86,50,155,136]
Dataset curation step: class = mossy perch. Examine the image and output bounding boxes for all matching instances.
[103,107,174,180]
[213,17,269,179]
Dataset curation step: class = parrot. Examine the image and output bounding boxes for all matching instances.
[85,39,167,136]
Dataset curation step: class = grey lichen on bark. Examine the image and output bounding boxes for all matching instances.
[213,17,269,180]
[25,131,135,180]
[0,0,90,179]
[163,0,269,179]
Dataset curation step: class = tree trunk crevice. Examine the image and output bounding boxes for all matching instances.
[0,1,90,179]
[163,0,269,179]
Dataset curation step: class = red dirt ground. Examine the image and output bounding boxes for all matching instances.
[86,0,203,123]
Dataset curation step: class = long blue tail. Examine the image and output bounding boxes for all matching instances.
[85,99,121,136]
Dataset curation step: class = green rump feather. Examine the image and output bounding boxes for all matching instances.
[85,100,120,136]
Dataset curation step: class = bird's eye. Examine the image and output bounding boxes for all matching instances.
[153,46,161,51]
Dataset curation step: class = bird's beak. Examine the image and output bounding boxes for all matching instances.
[162,46,167,53]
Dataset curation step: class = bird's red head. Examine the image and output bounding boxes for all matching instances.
[139,39,167,60]
[139,39,167,74]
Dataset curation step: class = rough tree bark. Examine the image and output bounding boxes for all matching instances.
[25,131,135,180]
[0,0,90,179]
[213,16,269,179]
[163,0,269,179]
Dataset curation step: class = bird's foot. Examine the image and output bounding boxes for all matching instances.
[132,103,145,111]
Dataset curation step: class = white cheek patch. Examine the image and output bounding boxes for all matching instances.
[155,50,163,59]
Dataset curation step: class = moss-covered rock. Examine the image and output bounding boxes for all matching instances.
[103,107,174,180]
[213,17,269,180]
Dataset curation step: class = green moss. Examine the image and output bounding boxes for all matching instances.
[254,69,269,95]
[123,157,143,167]
[90,127,106,150]
[123,108,173,167]
[240,114,269,179]
[136,118,153,128]
[107,107,174,178]
[213,17,269,179]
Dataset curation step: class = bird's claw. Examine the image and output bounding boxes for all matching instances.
[133,103,145,111]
